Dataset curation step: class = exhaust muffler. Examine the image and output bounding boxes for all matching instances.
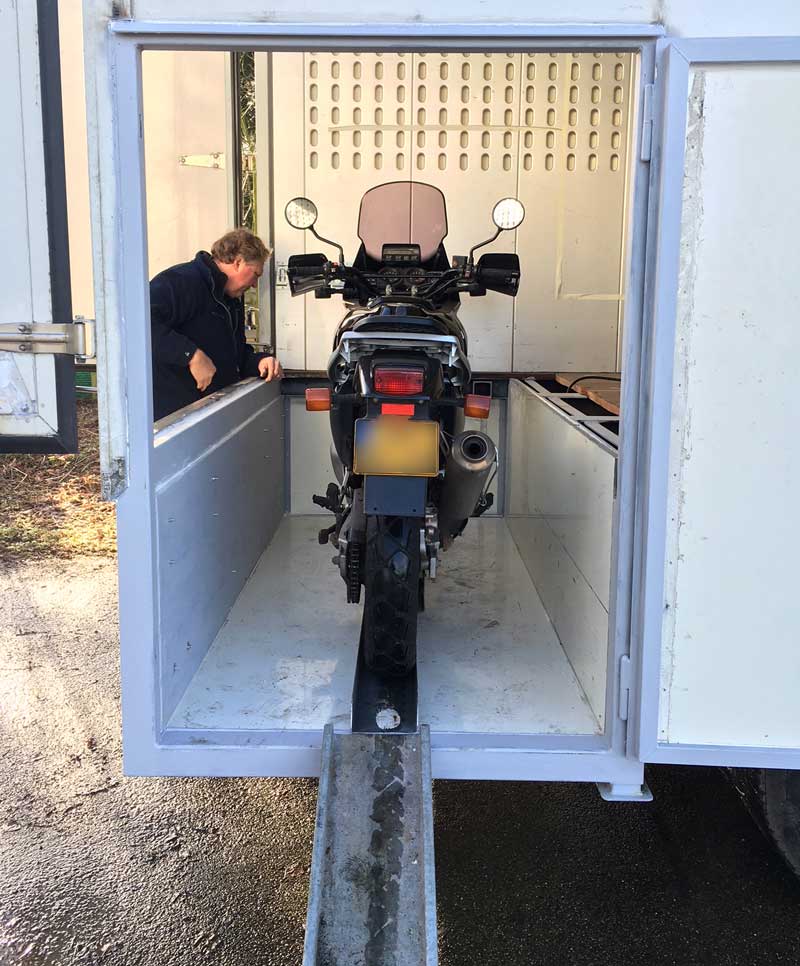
[438,430,497,548]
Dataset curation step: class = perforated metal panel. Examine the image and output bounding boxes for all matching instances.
[304,53,415,369]
[270,51,634,373]
[515,53,634,371]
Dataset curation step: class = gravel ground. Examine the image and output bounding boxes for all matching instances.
[1,557,800,966]
[0,400,115,559]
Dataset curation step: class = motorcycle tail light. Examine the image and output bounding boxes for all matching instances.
[464,394,491,419]
[305,387,331,411]
[374,367,424,396]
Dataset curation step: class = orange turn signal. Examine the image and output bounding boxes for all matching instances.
[464,393,491,419]
[305,387,331,412]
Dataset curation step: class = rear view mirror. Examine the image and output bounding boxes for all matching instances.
[492,198,525,231]
[475,252,521,297]
[285,197,345,264]
[469,198,526,263]
[285,197,318,230]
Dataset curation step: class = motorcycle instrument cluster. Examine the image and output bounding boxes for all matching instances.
[380,243,422,266]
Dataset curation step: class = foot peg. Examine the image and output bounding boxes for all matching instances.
[318,523,336,545]
[312,482,342,514]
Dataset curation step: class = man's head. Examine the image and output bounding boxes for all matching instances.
[211,229,273,298]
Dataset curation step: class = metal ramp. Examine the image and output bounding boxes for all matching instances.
[302,640,438,966]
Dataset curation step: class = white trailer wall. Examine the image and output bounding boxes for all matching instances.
[79,3,800,777]
[82,0,800,493]
[61,1,233,317]
[268,51,635,373]
[125,1,800,38]
[506,380,616,729]
[141,51,233,276]
[60,0,94,321]
[656,63,800,750]
[0,2,59,441]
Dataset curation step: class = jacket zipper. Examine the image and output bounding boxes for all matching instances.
[211,291,240,364]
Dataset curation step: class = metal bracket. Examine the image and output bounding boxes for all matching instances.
[596,781,654,803]
[640,83,655,162]
[275,262,289,288]
[0,318,96,360]
[617,654,632,721]
[178,152,226,169]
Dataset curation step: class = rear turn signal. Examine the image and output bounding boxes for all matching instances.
[464,394,491,419]
[374,367,424,396]
[305,387,331,411]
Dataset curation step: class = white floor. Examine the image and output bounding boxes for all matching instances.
[169,516,602,736]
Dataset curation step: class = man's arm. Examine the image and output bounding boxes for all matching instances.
[234,301,282,381]
[240,340,267,378]
[241,343,283,381]
[150,273,198,367]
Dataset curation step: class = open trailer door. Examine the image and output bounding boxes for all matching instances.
[633,38,800,768]
[0,0,90,454]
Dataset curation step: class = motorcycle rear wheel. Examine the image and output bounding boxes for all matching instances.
[362,514,420,677]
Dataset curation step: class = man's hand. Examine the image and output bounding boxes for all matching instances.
[257,356,284,382]
[188,348,216,391]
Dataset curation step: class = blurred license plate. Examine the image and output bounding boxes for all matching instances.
[353,416,439,477]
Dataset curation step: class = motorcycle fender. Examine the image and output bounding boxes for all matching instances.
[363,476,426,517]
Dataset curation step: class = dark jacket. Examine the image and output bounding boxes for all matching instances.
[150,251,267,420]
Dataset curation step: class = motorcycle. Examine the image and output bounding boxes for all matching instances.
[285,181,523,676]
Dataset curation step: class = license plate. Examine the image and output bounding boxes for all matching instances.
[353,416,439,478]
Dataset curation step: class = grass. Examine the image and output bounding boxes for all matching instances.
[0,397,116,560]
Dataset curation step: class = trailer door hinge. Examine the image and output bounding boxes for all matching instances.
[617,654,632,721]
[640,84,654,162]
[179,152,226,169]
[0,317,96,361]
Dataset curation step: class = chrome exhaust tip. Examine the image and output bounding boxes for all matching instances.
[459,433,489,463]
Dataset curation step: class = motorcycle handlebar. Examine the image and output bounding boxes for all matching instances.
[288,261,483,301]
[291,265,328,277]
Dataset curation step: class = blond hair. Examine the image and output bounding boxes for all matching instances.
[211,228,272,265]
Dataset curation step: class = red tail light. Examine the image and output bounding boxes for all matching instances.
[374,367,424,396]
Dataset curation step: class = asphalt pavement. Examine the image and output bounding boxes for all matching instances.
[1,557,799,966]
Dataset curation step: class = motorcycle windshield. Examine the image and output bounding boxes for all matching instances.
[357,182,448,263]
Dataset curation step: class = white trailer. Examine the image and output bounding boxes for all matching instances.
[3,0,800,956]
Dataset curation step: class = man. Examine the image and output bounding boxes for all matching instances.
[149,228,283,420]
